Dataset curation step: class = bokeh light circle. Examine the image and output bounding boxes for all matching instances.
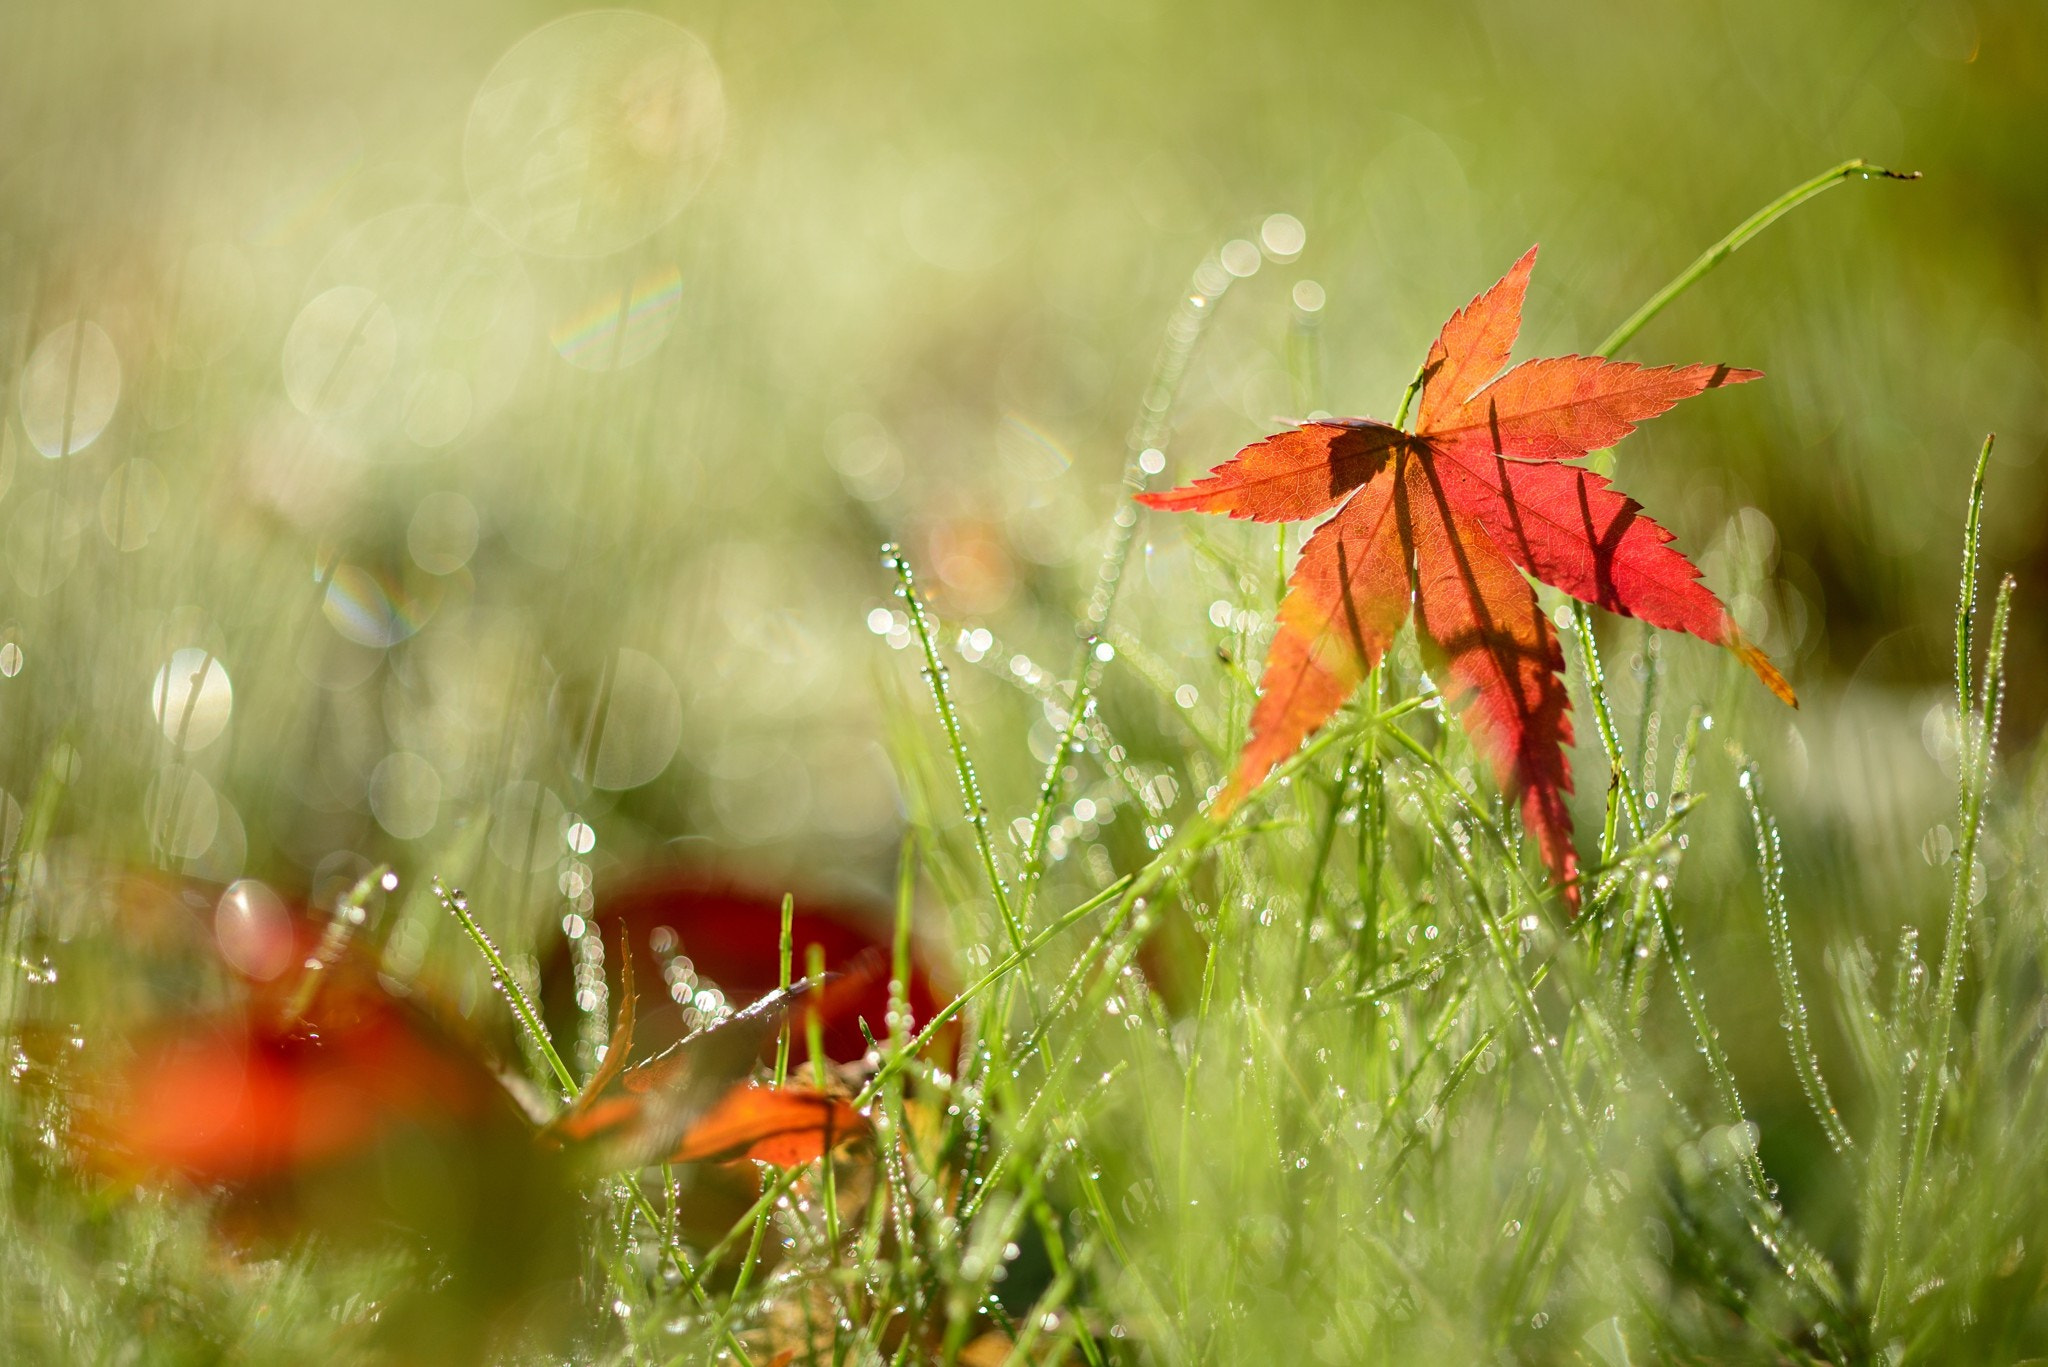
[551,646,682,791]
[290,205,534,450]
[20,321,121,457]
[100,459,169,550]
[1220,239,1261,278]
[408,492,480,575]
[489,780,566,871]
[145,764,218,861]
[322,562,439,648]
[465,12,726,258]
[214,879,295,982]
[369,751,441,840]
[282,285,397,418]
[1260,212,1307,260]
[151,647,234,751]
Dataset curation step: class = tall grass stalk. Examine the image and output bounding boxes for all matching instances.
[1879,435,2008,1326]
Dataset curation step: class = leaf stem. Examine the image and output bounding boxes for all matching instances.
[1393,355,1429,430]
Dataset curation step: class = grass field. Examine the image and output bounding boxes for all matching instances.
[2,2,2047,1363]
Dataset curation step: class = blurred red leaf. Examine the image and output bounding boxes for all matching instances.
[544,876,946,1064]
[92,874,901,1188]
[79,960,586,1363]
[88,986,513,1184]
[1138,246,1793,908]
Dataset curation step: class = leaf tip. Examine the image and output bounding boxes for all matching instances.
[1520,786,1582,915]
[1206,776,1248,823]
[1733,638,1797,708]
[1705,364,1765,390]
[1134,485,1213,516]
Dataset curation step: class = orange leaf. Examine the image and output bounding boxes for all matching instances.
[667,1082,867,1167]
[1215,462,1408,816]
[548,980,796,1170]
[1426,449,1794,705]
[1416,244,1535,429]
[1138,245,1792,908]
[1427,354,1761,464]
[1403,457,1577,898]
[1135,420,1405,524]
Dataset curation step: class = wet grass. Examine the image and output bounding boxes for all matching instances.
[0,72,2041,1361]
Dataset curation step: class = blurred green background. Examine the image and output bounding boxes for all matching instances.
[0,0,2043,1299]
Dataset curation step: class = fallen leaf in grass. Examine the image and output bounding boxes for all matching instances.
[76,874,877,1356]
[91,874,874,1183]
[543,875,947,1064]
[77,969,585,1362]
[1139,245,1793,907]
[959,1331,1019,1366]
[93,996,500,1182]
[667,1081,868,1166]
[546,929,640,1135]
[545,970,814,1171]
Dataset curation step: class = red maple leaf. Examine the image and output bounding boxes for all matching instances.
[1138,246,1794,907]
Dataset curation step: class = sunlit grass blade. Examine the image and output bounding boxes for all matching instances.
[1739,767,1853,1154]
